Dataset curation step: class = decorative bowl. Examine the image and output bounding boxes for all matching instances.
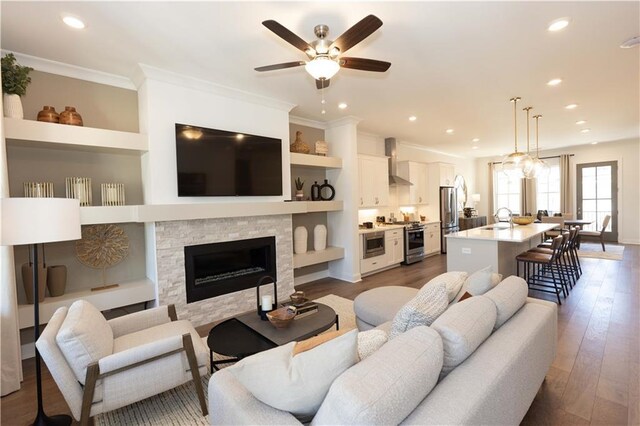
[512,216,535,225]
[267,306,297,328]
[289,291,308,306]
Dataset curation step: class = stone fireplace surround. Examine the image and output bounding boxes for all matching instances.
[154,214,294,327]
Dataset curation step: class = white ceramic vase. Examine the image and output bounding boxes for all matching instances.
[3,94,24,119]
[314,224,327,251]
[294,226,308,254]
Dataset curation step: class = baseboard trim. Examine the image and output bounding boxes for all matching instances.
[620,239,640,245]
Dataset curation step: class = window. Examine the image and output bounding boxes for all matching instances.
[493,167,521,215]
[536,158,561,214]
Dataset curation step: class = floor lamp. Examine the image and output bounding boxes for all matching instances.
[1,198,81,426]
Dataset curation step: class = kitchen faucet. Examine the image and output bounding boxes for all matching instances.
[494,207,514,229]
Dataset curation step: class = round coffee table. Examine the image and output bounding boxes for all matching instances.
[207,302,338,371]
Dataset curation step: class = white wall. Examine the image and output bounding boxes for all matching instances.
[474,138,640,244]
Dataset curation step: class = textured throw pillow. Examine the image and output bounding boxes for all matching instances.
[390,282,448,339]
[431,296,497,377]
[56,300,114,384]
[228,329,358,417]
[357,329,388,360]
[454,266,502,303]
[483,275,529,329]
[422,271,468,302]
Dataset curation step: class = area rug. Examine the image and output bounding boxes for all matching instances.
[95,294,356,425]
[578,243,625,260]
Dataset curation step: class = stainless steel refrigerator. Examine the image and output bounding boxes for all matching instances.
[440,186,459,254]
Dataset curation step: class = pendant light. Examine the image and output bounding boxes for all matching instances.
[522,106,537,179]
[501,97,533,177]
[530,114,550,178]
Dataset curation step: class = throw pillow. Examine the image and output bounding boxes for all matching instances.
[357,329,388,360]
[483,275,529,329]
[390,282,448,339]
[422,271,468,302]
[56,300,114,384]
[228,328,358,417]
[453,266,502,303]
[431,296,497,377]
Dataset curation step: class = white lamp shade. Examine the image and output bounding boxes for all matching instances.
[305,57,340,80]
[1,198,81,246]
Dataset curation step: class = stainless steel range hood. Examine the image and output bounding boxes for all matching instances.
[385,138,413,186]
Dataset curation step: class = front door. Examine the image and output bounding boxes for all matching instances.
[576,161,618,242]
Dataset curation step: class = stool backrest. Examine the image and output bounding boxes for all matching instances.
[550,235,564,261]
[601,215,611,233]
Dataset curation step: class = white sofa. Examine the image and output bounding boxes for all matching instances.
[208,276,557,425]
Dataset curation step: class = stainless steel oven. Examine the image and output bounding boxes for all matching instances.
[404,224,425,264]
[363,231,385,259]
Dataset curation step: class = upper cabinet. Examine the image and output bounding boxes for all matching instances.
[397,161,428,205]
[358,155,389,208]
[428,162,456,187]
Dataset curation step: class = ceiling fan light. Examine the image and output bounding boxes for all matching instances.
[305,57,340,80]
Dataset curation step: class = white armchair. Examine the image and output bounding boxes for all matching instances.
[36,300,208,425]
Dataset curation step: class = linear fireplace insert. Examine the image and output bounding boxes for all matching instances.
[184,236,276,303]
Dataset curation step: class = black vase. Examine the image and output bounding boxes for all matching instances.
[311,181,321,201]
[319,179,335,201]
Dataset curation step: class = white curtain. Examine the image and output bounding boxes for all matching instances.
[488,163,496,223]
[520,177,537,216]
[1,112,23,396]
[560,154,572,215]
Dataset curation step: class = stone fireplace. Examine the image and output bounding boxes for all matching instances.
[154,214,294,327]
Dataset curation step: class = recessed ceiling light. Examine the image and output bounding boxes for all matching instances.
[338,103,348,109]
[565,103,578,110]
[547,78,562,86]
[548,18,570,32]
[62,15,85,29]
[409,115,417,122]
[591,142,598,145]
[620,36,640,49]
[581,128,591,133]
[576,120,587,125]
[472,146,479,150]
[472,138,480,142]
[446,129,454,134]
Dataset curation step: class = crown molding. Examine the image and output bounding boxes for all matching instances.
[399,141,466,159]
[288,115,328,130]
[325,116,362,129]
[2,50,136,90]
[133,64,296,112]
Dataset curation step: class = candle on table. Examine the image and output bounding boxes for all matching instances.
[261,295,273,311]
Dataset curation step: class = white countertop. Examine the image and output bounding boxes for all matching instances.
[445,222,558,243]
[358,221,440,235]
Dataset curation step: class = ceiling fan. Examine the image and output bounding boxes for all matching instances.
[255,15,391,89]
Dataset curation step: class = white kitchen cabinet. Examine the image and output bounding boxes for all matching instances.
[424,222,441,255]
[428,162,456,187]
[385,228,405,265]
[398,161,428,205]
[358,155,389,208]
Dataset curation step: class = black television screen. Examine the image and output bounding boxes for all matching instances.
[175,123,283,197]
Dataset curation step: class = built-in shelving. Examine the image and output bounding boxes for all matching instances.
[290,152,342,169]
[293,246,345,269]
[80,206,138,225]
[3,118,148,153]
[18,277,155,329]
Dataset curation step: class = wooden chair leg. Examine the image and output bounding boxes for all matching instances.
[81,362,100,426]
[183,333,208,416]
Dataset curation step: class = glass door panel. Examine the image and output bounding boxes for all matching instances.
[576,161,617,241]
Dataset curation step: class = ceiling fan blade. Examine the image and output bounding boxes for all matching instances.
[339,57,391,72]
[255,61,306,72]
[262,20,314,53]
[316,78,330,90]
[330,15,383,54]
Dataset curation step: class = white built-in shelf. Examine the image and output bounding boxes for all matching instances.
[290,152,342,169]
[293,246,345,269]
[300,200,343,213]
[18,277,155,329]
[3,118,148,153]
[80,206,138,225]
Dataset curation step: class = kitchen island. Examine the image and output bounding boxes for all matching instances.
[445,222,559,276]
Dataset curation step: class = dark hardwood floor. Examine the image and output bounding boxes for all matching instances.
[2,244,638,425]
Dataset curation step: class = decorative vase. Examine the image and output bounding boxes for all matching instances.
[314,224,327,251]
[311,181,321,201]
[37,105,60,123]
[295,189,304,201]
[21,262,47,304]
[47,265,67,297]
[319,179,336,201]
[3,94,24,119]
[290,130,310,154]
[59,106,83,126]
[294,226,308,254]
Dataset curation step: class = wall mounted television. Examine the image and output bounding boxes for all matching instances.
[175,123,283,197]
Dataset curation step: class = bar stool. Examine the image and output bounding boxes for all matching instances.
[536,227,582,283]
[516,235,565,304]
[529,232,574,292]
